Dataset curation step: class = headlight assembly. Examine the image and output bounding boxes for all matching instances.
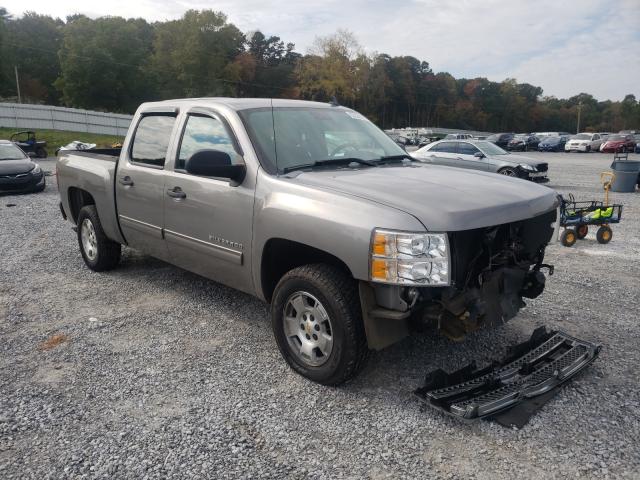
[370,229,450,286]
[519,163,535,171]
[31,164,42,175]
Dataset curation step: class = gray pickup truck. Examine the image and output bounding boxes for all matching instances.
[57,98,559,385]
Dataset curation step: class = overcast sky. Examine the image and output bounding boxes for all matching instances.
[4,0,639,101]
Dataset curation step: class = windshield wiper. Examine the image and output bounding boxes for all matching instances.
[375,154,416,163]
[282,157,378,174]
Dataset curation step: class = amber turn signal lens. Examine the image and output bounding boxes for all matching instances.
[373,233,388,256]
[371,258,388,280]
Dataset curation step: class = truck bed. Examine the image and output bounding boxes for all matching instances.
[57,149,125,244]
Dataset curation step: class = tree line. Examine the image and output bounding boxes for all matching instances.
[0,8,638,133]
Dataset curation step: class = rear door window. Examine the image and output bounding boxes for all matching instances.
[130,115,176,168]
[432,141,457,153]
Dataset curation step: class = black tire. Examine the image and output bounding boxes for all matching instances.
[77,205,121,271]
[270,264,368,386]
[586,145,591,153]
[36,147,48,158]
[596,226,612,244]
[560,229,577,247]
[576,225,588,239]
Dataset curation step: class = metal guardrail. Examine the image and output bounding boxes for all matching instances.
[0,102,133,136]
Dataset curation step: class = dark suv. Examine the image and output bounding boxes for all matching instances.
[486,133,515,149]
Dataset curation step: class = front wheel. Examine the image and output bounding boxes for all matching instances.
[499,167,518,177]
[560,229,577,247]
[596,226,612,244]
[77,205,121,271]
[270,264,368,385]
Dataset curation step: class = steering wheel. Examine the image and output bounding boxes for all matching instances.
[330,143,357,157]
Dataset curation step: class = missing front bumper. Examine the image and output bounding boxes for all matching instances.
[414,327,600,426]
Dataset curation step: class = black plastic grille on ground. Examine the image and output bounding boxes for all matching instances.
[414,328,600,424]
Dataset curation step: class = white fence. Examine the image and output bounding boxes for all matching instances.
[0,103,133,137]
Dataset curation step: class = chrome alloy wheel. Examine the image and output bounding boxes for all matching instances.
[283,291,333,367]
[81,218,98,261]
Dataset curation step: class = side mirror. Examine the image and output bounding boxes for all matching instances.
[474,152,485,158]
[185,149,246,184]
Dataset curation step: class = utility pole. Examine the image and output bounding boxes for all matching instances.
[14,66,21,103]
[576,101,582,133]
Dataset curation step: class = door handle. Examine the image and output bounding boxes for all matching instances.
[119,176,134,186]
[167,187,186,199]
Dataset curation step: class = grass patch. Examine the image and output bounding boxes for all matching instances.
[0,127,124,149]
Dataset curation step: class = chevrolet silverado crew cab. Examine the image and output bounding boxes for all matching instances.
[57,98,559,385]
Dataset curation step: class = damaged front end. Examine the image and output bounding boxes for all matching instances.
[423,208,557,340]
[361,209,557,348]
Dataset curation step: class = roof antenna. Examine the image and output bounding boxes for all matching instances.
[329,96,340,107]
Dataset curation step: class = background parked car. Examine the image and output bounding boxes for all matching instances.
[599,134,636,153]
[564,133,603,152]
[538,135,568,152]
[387,133,410,150]
[635,134,640,153]
[0,140,46,194]
[507,134,540,151]
[443,133,474,140]
[485,132,515,149]
[412,139,549,182]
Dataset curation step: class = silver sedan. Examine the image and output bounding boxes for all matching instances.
[412,139,549,182]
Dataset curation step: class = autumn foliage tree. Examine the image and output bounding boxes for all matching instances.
[0,7,637,132]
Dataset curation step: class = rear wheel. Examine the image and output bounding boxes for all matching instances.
[77,205,121,271]
[576,225,588,239]
[270,264,368,385]
[36,147,48,158]
[596,226,612,244]
[560,229,577,247]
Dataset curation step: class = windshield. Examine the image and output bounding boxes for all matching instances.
[0,143,27,160]
[240,107,406,173]
[608,135,624,141]
[543,137,560,144]
[476,141,509,155]
[573,134,591,140]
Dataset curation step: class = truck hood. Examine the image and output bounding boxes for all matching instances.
[288,164,558,231]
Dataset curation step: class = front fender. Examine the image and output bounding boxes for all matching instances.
[251,170,424,300]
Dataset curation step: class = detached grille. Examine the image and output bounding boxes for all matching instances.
[536,163,548,172]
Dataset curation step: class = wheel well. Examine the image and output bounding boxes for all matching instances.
[261,238,352,303]
[68,187,95,224]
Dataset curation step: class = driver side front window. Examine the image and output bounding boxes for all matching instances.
[176,115,238,171]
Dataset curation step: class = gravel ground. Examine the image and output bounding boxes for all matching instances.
[1,152,639,479]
